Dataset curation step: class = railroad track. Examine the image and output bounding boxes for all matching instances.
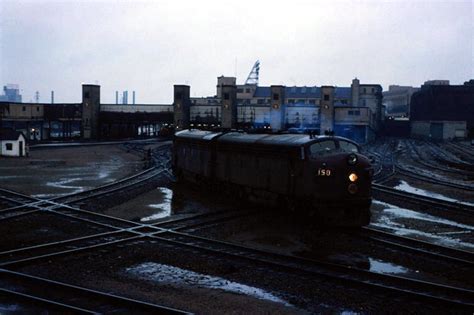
[0,207,256,267]
[0,269,188,314]
[49,143,172,206]
[365,141,397,183]
[0,144,172,222]
[443,142,474,164]
[367,139,473,190]
[372,183,474,215]
[0,188,42,208]
[151,230,474,310]
[0,189,47,221]
[153,208,259,232]
[360,226,474,266]
[50,167,167,205]
[406,140,473,178]
[395,166,474,191]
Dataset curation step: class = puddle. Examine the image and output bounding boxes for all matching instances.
[127,262,291,306]
[372,200,474,250]
[369,258,409,274]
[394,180,474,206]
[140,188,173,222]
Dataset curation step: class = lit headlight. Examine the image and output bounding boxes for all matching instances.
[347,153,358,165]
[349,173,358,182]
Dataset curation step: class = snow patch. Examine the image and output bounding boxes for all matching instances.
[141,187,173,221]
[394,180,474,206]
[126,262,291,306]
[369,258,409,274]
[372,200,474,250]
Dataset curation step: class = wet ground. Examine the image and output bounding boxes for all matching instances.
[0,145,144,197]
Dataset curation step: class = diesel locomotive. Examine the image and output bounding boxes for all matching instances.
[172,129,373,226]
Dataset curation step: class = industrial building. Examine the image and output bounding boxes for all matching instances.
[2,74,472,143]
[383,85,420,119]
[410,80,474,140]
[0,85,173,141]
[0,84,22,103]
[177,75,383,143]
[1,77,383,144]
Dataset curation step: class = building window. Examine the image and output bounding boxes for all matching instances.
[324,94,330,101]
[22,106,26,111]
[224,93,230,100]
[309,99,316,104]
[245,88,251,93]
[37,106,40,112]
[301,87,306,93]
[288,99,295,104]
[348,110,353,115]
[273,93,279,101]
[257,99,264,105]
[363,88,366,94]
[5,143,13,151]
[297,99,305,104]
[237,88,243,93]
[362,100,366,106]
[354,110,361,115]
[371,88,374,93]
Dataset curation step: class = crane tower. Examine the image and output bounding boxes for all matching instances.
[245,60,260,85]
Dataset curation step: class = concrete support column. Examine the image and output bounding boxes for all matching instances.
[270,85,285,131]
[221,84,237,129]
[82,84,101,139]
[173,85,191,130]
[320,86,335,134]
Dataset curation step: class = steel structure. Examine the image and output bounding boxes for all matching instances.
[245,60,260,85]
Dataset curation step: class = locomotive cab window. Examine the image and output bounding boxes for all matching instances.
[309,140,336,157]
[338,140,359,153]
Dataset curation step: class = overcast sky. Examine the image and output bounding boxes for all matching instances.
[0,0,472,104]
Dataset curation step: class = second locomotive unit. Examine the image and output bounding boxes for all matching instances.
[172,129,373,226]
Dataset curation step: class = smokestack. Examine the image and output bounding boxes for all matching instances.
[51,91,54,104]
[115,91,118,104]
[133,91,136,104]
[122,91,128,105]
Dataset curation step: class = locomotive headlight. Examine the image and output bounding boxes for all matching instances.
[349,173,358,182]
[347,153,358,165]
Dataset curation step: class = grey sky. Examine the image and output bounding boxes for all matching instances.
[0,0,472,104]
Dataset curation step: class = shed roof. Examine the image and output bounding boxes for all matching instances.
[0,129,24,141]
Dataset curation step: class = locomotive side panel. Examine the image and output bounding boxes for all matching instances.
[174,139,213,180]
[173,130,372,226]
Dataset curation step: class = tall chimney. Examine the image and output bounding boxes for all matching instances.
[115,91,118,104]
[51,91,54,104]
[132,91,136,104]
[122,91,128,105]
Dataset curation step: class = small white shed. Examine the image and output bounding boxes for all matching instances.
[0,130,27,157]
